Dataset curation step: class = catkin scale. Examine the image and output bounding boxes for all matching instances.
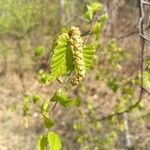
[68,26,85,85]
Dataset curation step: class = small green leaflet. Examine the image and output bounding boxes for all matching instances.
[41,101,55,129]
[92,22,102,40]
[48,132,62,150]
[83,44,95,71]
[41,100,50,113]
[50,89,80,108]
[143,71,150,88]
[32,95,40,104]
[35,46,44,57]
[92,13,108,40]
[107,76,118,93]
[37,134,48,150]
[43,113,55,129]
[85,2,103,20]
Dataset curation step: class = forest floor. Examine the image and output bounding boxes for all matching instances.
[0,72,40,150]
[0,64,150,149]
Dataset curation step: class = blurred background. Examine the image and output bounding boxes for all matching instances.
[0,0,150,149]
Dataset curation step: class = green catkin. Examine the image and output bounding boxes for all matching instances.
[68,26,85,85]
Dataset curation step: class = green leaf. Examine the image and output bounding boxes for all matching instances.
[83,44,95,71]
[51,89,80,108]
[60,27,68,33]
[41,101,54,128]
[49,33,74,82]
[85,2,103,20]
[99,14,109,22]
[32,95,40,104]
[41,100,50,114]
[90,2,103,13]
[48,132,62,150]
[116,96,129,113]
[24,95,31,102]
[37,134,48,150]
[35,46,44,57]
[92,22,102,40]
[23,103,29,116]
[23,95,31,115]
[73,123,83,130]
[107,76,118,92]
[85,10,93,20]
[43,113,55,129]
[37,70,50,84]
[109,131,117,139]
[143,71,150,88]
[138,101,145,110]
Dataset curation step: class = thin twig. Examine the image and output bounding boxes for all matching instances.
[143,0,150,6]
[143,87,150,95]
[140,34,150,42]
[50,101,58,114]
[64,15,90,27]
[117,23,150,40]
[117,29,138,40]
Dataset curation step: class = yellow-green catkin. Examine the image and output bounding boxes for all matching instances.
[68,26,85,85]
